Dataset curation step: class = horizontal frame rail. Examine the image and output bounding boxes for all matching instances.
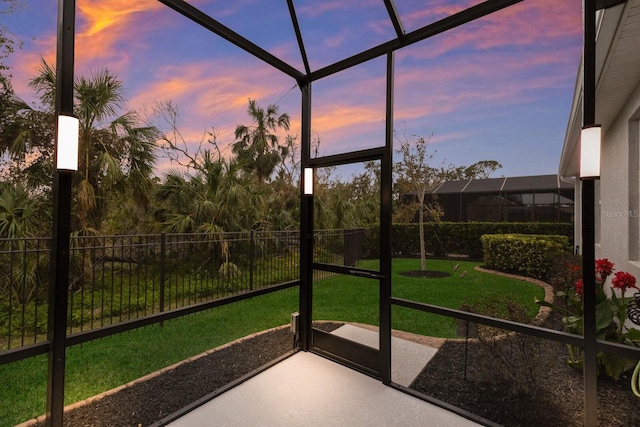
[393,297,583,347]
[0,280,300,366]
[312,262,385,280]
[309,0,523,82]
[0,341,49,365]
[1,231,302,353]
[307,147,385,168]
[393,297,640,359]
[66,280,300,347]
[157,0,305,81]
[388,382,502,427]
[148,350,299,427]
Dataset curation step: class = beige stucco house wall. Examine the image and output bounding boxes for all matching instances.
[559,0,640,283]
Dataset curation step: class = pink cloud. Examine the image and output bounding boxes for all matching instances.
[7,0,581,172]
[400,0,581,60]
[9,50,54,104]
[130,60,295,117]
[324,33,347,49]
[392,40,579,124]
[312,104,385,135]
[127,59,302,166]
[297,1,369,18]
[400,0,484,28]
[72,0,182,75]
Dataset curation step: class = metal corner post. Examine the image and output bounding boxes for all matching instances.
[46,0,76,426]
[582,0,598,426]
[299,81,313,351]
[581,178,597,427]
[379,52,394,384]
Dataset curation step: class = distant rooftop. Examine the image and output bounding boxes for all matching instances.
[430,174,573,195]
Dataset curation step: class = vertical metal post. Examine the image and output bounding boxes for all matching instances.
[342,228,347,266]
[379,52,394,385]
[249,230,255,290]
[582,179,597,426]
[159,233,166,315]
[46,1,75,425]
[582,1,598,426]
[299,81,313,351]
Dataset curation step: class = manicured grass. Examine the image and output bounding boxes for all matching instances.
[0,259,543,426]
[314,258,544,337]
[391,259,544,337]
[0,290,299,427]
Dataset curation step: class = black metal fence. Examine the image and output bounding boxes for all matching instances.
[0,237,51,350]
[0,229,364,352]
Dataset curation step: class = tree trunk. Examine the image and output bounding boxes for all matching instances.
[419,203,426,271]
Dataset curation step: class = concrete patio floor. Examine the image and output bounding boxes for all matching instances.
[166,325,482,427]
[167,351,481,427]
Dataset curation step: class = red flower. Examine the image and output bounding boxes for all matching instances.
[568,263,581,272]
[596,258,614,283]
[575,279,583,296]
[611,271,637,292]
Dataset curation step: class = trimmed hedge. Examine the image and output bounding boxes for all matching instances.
[364,222,573,260]
[481,233,571,280]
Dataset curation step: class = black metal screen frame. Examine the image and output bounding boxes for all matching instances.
[39,1,640,426]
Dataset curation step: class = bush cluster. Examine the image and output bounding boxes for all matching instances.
[364,222,573,260]
[481,233,571,280]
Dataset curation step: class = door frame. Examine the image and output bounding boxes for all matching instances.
[299,53,394,383]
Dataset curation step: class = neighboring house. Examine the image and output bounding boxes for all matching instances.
[559,1,640,275]
[423,174,574,223]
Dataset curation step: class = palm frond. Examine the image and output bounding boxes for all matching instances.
[76,179,96,213]
[28,58,56,107]
[99,150,124,187]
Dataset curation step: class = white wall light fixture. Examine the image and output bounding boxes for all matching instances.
[580,125,601,179]
[304,167,314,195]
[56,114,79,171]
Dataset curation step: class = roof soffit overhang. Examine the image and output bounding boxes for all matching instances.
[558,1,630,178]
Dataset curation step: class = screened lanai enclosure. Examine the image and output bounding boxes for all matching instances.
[2,1,639,426]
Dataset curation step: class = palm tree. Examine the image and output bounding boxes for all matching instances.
[154,155,263,286]
[155,156,263,234]
[0,183,48,304]
[232,99,290,186]
[264,169,298,230]
[0,83,54,196]
[0,183,38,239]
[28,59,158,233]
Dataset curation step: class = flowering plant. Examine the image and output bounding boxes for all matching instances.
[538,258,640,379]
[596,258,615,282]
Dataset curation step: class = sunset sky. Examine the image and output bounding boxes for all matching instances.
[4,0,584,179]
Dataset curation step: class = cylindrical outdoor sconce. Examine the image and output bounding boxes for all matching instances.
[304,167,314,195]
[580,125,601,179]
[56,114,79,171]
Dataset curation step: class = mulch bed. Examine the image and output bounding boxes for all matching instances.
[411,313,640,426]
[27,327,297,427]
[22,318,640,427]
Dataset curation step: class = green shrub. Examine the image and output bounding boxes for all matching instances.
[365,222,573,260]
[481,233,571,280]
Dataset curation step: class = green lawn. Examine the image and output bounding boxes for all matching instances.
[314,258,544,337]
[0,291,299,427]
[0,259,543,426]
